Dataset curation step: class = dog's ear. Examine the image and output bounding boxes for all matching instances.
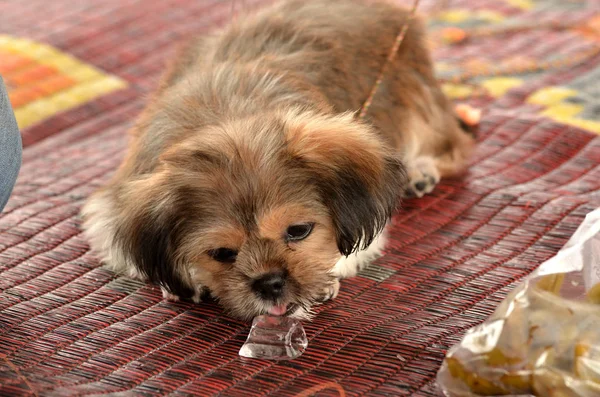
[285,112,407,256]
[113,173,196,299]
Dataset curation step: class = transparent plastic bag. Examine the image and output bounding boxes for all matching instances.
[437,208,600,397]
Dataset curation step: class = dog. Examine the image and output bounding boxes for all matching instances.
[82,0,475,320]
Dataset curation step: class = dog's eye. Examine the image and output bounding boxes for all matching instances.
[285,223,314,242]
[208,248,238,263]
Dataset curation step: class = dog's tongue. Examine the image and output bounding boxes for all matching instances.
[268,304,287,316]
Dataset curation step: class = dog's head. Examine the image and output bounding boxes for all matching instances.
[86,109,405,319]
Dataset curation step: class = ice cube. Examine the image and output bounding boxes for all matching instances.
[239,315,308,360]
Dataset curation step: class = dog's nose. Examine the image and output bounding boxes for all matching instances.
[252,271,286,300]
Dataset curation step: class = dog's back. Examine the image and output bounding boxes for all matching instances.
[206,0,429,113]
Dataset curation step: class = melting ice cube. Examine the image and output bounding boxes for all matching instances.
[239,315,308,360]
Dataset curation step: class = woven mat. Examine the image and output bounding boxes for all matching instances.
[1,0,600,396]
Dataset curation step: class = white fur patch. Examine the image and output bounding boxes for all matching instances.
[81,191,143,280]
[161,287,181,301]
[332,228,388,279]
[160,285,205,303]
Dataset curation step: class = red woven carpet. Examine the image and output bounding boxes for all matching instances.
[1,1,600,396]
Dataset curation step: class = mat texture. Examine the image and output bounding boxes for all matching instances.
[1,0,600,396]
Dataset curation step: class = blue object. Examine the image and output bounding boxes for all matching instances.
[0,76,22,213]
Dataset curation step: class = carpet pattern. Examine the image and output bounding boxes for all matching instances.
[1,0,600,396]
[0,35,127,131]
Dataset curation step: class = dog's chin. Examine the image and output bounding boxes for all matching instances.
[264,302,312,319]
[218,293,315,321]
[261,302,314,321]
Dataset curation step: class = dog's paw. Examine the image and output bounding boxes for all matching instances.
[404,156,440,198]
[161,284,207,303]
[316,279,340,303]
[191,285,207,303]
[161,287,181,302]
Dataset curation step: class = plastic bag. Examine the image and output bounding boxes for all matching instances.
[437,208,600,397]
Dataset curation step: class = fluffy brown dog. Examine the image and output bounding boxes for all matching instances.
[82,0,474,320]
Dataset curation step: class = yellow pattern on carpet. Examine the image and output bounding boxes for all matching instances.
[0,35,127,129]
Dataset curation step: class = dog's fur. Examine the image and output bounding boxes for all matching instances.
[82,0,474,320]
